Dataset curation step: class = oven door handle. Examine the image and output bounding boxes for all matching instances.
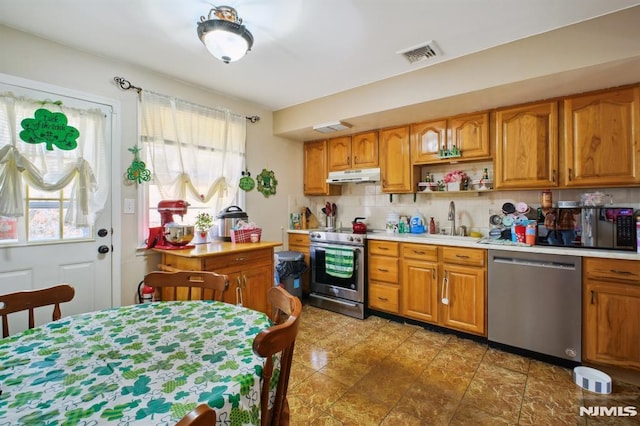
[311,293,359,307]
[310,243,362,252]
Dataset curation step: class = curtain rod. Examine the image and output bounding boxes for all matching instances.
[113,76,260,124]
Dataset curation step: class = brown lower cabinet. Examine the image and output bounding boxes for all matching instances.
[157,246,275,315]
[583,257,640,370]
[368,240,401,313]
[369,241,487,337]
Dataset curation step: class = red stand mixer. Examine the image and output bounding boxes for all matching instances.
[146,200,195,249]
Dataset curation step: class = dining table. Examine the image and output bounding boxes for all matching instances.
[0,300,275,425]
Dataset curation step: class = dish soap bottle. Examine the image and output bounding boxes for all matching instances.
[429,217,436,234]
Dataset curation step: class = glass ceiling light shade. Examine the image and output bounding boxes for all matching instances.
[197,6,254,64]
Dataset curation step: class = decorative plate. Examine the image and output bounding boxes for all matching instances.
[256,169,277,197]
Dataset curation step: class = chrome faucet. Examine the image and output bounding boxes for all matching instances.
[448,201,455,236]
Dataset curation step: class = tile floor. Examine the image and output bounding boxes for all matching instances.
[288,304,640,425]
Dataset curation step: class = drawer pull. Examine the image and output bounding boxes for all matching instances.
[413,250,426,255]
[377,268,389,272]
[378,247,389,250]
[610,269,633,276]
[455,255,470,259]
[235,257,247,261]
[377,296,388,301]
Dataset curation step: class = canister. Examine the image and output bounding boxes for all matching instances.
[526,220,537,245]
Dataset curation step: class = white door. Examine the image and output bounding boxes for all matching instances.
[0,77,116,335]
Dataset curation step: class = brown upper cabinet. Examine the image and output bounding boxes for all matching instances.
[411,112,490,164]
[494,101,559,189]
[303,140,341,196]
[379,125,414,193]
[328,131,378,171]
[562,86,640,187]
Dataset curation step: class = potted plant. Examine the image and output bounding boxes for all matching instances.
[194,212,214,244]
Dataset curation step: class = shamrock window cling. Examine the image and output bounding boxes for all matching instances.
[126,146,151,184]
[20,106,79,151]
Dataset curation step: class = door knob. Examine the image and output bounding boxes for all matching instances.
[97,228,109,237]
[98,245,110,254]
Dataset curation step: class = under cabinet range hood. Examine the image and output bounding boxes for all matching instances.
[326,168,381,183]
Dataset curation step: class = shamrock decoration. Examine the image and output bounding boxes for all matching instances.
[126,146,151,184]
[20,108,79,151]
[256,169,277,197]
[239,169,255,191]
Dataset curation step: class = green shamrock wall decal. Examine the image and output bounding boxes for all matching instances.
[20,108,80,151]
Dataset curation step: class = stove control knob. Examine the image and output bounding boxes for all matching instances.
[347,236,353,242]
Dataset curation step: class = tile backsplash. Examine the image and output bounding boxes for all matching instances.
[290,185,640,236]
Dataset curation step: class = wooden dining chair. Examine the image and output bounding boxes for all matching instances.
[253,286,302,426]
[143,271,229,302]
[175,403,217,426]
[0,284,75,338]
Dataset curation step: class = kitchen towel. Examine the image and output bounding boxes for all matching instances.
[324,247,354,278]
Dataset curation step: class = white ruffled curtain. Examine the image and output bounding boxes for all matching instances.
[0,93,108,226]
[140,91,246,213]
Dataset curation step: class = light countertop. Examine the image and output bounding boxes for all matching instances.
[153,241,282,258]
[288,229,640,260]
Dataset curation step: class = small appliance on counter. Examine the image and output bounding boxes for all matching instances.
[214,205,249,241]
[537,205,637,251]
[146,200,195,249]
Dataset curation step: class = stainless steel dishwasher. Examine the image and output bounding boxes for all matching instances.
[488,249,582,362]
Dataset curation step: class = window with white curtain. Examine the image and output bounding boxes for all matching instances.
[0,92,109,244]
[139,91,246,233]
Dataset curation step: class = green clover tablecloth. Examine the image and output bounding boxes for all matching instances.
[0,300,274,425]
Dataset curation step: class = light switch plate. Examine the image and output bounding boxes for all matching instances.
[124,198,136,214]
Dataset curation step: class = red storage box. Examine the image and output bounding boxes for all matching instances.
[231,227,262,243]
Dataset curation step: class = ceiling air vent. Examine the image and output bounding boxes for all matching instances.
[397,40,441,64]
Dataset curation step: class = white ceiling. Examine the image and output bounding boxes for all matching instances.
[0,0,639,111]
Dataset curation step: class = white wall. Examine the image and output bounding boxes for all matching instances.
[0,25,302,305]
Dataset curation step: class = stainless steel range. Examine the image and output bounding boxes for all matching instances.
[308,229,367,319]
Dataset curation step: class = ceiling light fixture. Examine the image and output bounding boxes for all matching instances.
[197,6,254,64]
[313,121,352,134]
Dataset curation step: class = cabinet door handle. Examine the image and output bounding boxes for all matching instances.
[568,168,573,181]
[354,155,358,164]
[590,290,595,305]
[235,282,243,307]
[347,155,351,165]
[552,169,557,183]
[441,271,449,305]
[432,269,436,280]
